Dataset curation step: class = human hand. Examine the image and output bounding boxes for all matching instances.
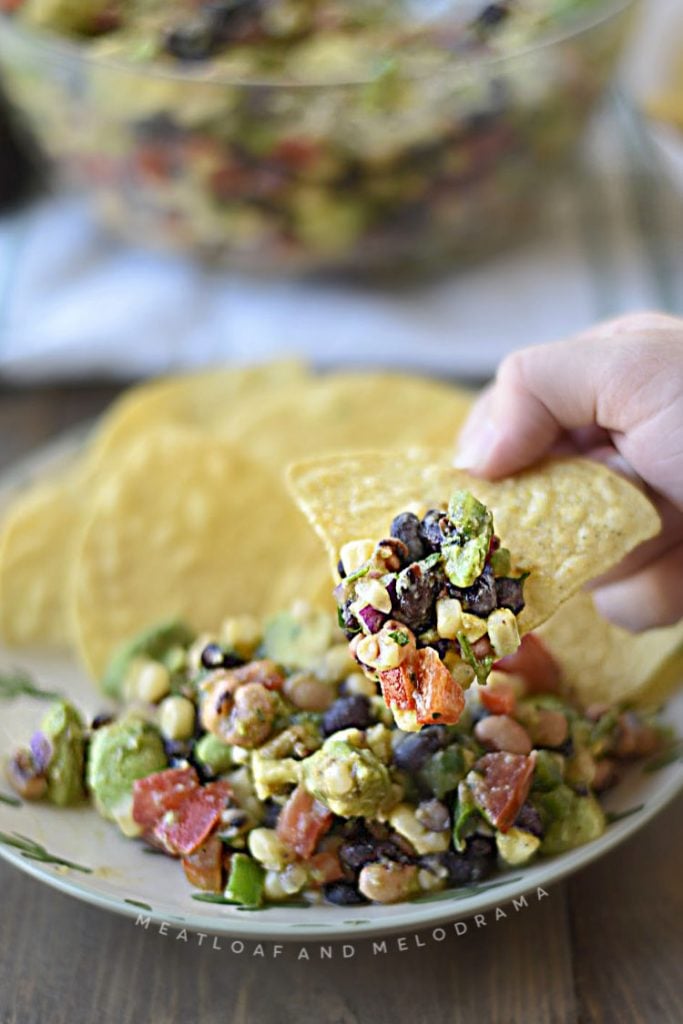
[454,313,683,631]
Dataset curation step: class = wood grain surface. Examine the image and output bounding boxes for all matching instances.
[0,386,681,1024]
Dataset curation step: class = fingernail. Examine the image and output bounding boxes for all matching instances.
[453,418,498,471]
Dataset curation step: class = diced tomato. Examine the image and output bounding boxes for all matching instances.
[272,137,320,172]
[154,784,230,857]
[413,648,465,726]
[469,751,536,833]
[379,661,416,711]
[276,785,333,859]
[307,850,345,886]
[132,767,199,829]
[0,0,24,10]
[495,633,563,694]
[181,834,224,892]
[136,145,177,182]
[479,680,517,716]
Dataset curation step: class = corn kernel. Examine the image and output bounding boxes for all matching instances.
[247,827,292,871]
[220,614,261,658]
[389,803,450,855]
[339,538,375,575]
[323,761,354,796]
[158,695,195,740]
[344,672,378,698]
[459,614,489,643]
[127,658,171,704]
[354,578,392,614]
[436,597,463,639]
[487,608,521,658]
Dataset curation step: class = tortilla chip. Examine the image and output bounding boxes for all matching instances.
[538,591,683,709]
[227,372,474,612]
[86,360,309,473]
[286,449,661,636]
[0,469,82,647]
[228,371,475,466]
[72,427,320,679]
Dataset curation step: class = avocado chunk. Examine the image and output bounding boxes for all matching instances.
[87,717,167,833]
[101,620,194,698]
[540,792,606,855]
[261,610,334,671]
[301,736,392,817]
[40,699,86,806]
[443,491,494,588]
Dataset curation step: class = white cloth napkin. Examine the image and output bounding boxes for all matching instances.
[0,2,682,382]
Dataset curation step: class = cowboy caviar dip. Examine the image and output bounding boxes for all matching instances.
[0,0,632,271]
[5,495,667,908]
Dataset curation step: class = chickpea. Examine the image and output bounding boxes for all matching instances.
[474,714,532,755]
[200,666,279,748]
[531,709,568,749]
[358,861,418,904]
[222,683,279,748]
[592,758,620,792]
[283,672,335,712]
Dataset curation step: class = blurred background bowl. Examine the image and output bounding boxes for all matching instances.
[0,1,636,276]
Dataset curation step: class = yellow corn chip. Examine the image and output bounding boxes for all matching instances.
[538,591,683,709]
[72,427,318,679]
[0,469,81,647]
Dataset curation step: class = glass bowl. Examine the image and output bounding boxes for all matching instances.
[0,1,636,275]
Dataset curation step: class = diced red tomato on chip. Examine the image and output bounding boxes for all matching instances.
[132,766,199,829]
[469,751,536,832]
[479,680,517,716]
[181,834,224,892]
[495,633,562,694]
[413,648,465,726]
[276,785,333,859]
[379,661,416,711]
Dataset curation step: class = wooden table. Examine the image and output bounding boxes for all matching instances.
[0,385,681,1024]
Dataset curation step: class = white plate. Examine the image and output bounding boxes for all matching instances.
[0,434,681,942]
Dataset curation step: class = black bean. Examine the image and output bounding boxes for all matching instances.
[393,726,451,772]
[165,18,216,60]
[164,739,193,764]
[201,643,225,669]
[420,509,449,550]
[390,512,428,564]
[557,736,574,758]
[495,576,526,614]
[438,835,496,886]
[261,798,281,829]
[200,643,244,670]
[476,3,509,29]
[322,695,374,737]
[339,840,380,872]
[422,638,452,660]
[395,563,440,631]
[457,563,497,616]
[514,802,544,839]
[323,881,368,906]
[337,559,347,579]
[91,712,114,730]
